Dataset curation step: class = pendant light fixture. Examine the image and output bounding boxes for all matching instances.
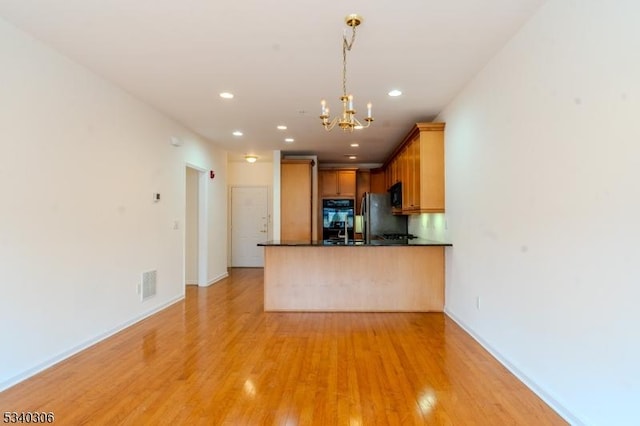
[320,14,374,132]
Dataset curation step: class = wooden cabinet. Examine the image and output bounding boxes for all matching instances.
[370,169,386,193]
[319,169,356,197]
[281,159,313,240]
[415,123,445,213]
[386,156,400,190]
[383,123,445,214]
[403,135,421,211]
[355,170,370,213]
[400,146,410,210]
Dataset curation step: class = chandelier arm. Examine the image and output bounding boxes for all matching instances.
[323,117,339,131]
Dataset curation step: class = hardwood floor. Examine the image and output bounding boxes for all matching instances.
[0,268,566,425]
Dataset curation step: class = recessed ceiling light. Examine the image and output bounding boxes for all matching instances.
[350,143,359,147]
[388,89,402,97]
[244,155,258,163]
[219,92,234,99]
[277,125,287,130]
[284,138,294,143]
[348,155,357,160]
[232,131,243,136]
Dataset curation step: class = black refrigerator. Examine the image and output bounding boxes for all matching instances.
[360,193,408,243]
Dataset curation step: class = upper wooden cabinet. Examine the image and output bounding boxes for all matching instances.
[355,170,370,213]
[416,123,445,213]
[403,135,421,212]
[319,169,356,197]
[384,123,445,214]
[370,169,386,193]
[387,157,399,189]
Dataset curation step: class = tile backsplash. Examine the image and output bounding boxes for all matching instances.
[408,213,450,242]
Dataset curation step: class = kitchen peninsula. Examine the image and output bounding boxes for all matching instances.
[258,239,451,312]
[266,122,449,313]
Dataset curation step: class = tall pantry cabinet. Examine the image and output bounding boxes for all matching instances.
[280,159,313,240]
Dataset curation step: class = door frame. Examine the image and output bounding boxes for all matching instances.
[185,163,208,287]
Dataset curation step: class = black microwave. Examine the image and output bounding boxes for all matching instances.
[389,182,402,208]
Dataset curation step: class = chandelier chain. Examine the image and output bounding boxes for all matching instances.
[342,24,356,96]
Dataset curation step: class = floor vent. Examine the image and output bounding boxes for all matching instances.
[141,270,157,301]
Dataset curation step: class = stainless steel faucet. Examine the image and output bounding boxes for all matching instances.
[337,220,348,243]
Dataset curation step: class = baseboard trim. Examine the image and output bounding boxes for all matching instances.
[0,295,184,392]
[444,308,584,426]
[202,270,229,287]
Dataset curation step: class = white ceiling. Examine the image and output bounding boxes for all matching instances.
[0,0,546,164]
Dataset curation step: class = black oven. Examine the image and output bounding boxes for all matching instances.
[322,199,354,240]
[389,182,402,208]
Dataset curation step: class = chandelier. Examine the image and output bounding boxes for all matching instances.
[320,14,373,132]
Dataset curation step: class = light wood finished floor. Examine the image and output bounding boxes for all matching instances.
[0,268,566,425]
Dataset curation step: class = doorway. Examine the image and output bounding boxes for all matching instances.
[185,165,208,286]
[231,186,268,267]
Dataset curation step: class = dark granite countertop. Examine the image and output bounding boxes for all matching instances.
[258,239,452,247]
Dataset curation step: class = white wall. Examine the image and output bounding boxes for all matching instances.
[0,17,228,390]
[204,157,229,285]
[439,1,640,424]
[228,161,274,187]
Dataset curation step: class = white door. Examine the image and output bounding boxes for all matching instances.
[231,186,268,267]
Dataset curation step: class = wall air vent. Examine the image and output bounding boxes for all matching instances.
[141,270,157,301]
